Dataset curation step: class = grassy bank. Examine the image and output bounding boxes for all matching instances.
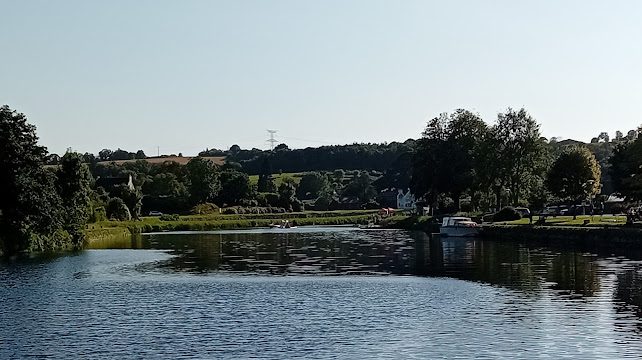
[494,215,627,227]
[482,223,642,246]
[84,210,378,244]
[379,215,438,233]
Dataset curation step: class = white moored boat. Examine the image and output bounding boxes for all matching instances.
[440,216,481,237]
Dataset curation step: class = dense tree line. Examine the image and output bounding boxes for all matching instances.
[8,100,642,256]
[410,108,603,214]
[1,106,92,255]
[200,141,415,175]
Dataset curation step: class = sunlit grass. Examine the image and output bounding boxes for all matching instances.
[497,215,627,226]
[248,172,306,186]
[85,210,379,240]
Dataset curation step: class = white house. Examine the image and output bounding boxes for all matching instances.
[397,189,416,210]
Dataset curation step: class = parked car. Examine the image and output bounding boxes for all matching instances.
[515,207,531,218]
[541,206,567,216]
[148,211,163,216]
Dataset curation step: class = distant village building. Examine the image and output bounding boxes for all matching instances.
[397,189,416,210]
[95,174,135,192]
[377,188,417,211]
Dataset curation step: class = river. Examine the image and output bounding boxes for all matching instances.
[2,226,642,359]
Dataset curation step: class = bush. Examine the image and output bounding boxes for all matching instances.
[107,198,131,221]
[89,207,107,223]
[493,206,521,222]
[460,199,473,213]
[292,200,305,212]
[256,192,280,207]
[223,207,238,214]
[363,200,380,210]
[191,202,220,215]
[239,199,259,207]
[160,214,180,221]
[314,196,331,211]
[611,203,625,215]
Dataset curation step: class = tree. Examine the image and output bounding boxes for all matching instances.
[45,153,61,165]
[98,149,113,161]
[218,169,251,206]
[229,144,241,155]
[610,138,642,200]
[628,130,638,141]
[296,172,330,200]
[332,169,345,184]
[82,152,97,165]
[257,156,276,192]
[487,108,547,207]
[615,131,624,142]
[277,181,297,211]
[0,105,66,254]
[111,184,143,219]
[107,197,131,221]
[145,173,187,198]
[343,171,377,204]
[547,146,601,218]
[274,143,290,152]
[135,150,147,159]
[185,157,221,205]
[57,152,93,244]
[111,148,134,161]
[411,110,488,212]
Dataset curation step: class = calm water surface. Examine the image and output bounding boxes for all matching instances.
[2,226,642,359]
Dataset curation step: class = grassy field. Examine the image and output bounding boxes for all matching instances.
[97,156,226,166]
[248,172,307,186]
[494,215,627,226]
[248,170,376,187]
[85,210,378,243]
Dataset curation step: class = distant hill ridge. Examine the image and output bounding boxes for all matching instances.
[97,156,226,166]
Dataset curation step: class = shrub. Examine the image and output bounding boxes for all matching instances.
[493,206,521,222]
[107,198,131,221]
[363,200,380,210]
[611,203,625,215]
[314,196,331,211]
[292,200,305,212]
[159,214,180,221]
[89,207,107,223]
[256,192,280,207]
[191,202,220,215]
[460,199,473,213]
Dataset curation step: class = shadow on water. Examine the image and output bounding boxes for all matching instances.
[87,227,642,325]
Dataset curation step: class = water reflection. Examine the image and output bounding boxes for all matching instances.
[4,227,642,358]
[90,227,642,313]
[126,229,418,275]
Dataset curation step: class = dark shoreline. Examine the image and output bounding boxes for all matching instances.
[481,224,642,248]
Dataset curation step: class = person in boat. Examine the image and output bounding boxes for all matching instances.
[277,219,290,228]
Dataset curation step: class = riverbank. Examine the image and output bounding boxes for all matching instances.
[379,215,439,233]
[482,223,642,247]
[85,210,378,244]
[378,214,642,247]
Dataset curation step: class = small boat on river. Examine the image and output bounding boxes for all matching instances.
[440,216,481,237]
[270,220,297,229]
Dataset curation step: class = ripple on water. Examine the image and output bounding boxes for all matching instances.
[2,231,642,359]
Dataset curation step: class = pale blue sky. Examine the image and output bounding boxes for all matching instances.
[2,0,641,156]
